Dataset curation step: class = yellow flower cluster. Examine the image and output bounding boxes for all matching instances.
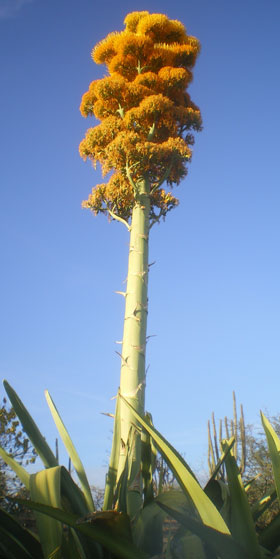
[80,11,202,221]
[83,178,179,223]
[82,173,135,221]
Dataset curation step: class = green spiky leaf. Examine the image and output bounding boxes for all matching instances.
[12,499,149,559]
[221,439,261,558]
[3,380,57,468]
[261,412,280,505]
[45,390,94,512]
[120,395,230,534]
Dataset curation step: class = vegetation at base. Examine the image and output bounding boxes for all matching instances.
[1,381,280,558]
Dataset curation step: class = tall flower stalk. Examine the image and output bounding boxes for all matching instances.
[80,10,202,516]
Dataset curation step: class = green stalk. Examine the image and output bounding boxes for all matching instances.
[113,178,150,517]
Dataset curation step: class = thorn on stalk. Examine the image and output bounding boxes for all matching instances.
[115,351,128,364]
[146,334,157,342]
[132,306,148,318]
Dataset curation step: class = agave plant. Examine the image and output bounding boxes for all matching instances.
[78,10,202,520]
[2,10,280,559]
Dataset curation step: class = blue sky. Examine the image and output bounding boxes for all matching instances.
[1,0,280,486]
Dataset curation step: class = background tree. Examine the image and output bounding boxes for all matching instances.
[80,10,201,517]
[245,417,280,530]
[0,397,36,527]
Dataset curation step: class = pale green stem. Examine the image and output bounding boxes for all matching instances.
[115,178,150,517]
[105,179,150,518]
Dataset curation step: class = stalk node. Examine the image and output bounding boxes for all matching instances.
[131,344,145,353]
[131,270,148,280]
[121,382,144,398]
[136,302,148,311]
[129,247,143,255]
[125,314,141,322]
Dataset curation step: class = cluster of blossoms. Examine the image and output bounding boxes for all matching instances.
[80,11,202,222]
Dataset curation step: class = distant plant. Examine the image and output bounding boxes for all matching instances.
[208,391,246,481]
[208,393,280,535]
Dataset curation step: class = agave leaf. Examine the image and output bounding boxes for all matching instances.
[3,380,57,468]
[173,532,207,558]
[60,466,89,517]
[203,479,231,526]
[0,507,43,558]
[29,467,63,559]
[157,489,197,513]
[251,484,277,522]
[133,500,165,556]
[103,392,121,511]
[59,467,103,559]
[156,489,215,557]
[261,412,280,504]
[243,473,261,492]
[0,528,37,559]
[141,430,153,505]
[13,499,149,559]
[120,395,230,534]
[0,446,30,489]
[141,412,156,506]
[60,528,89,559]
[258,511,280,552]
[60,529,85,559]
[28,466,100,558]
[114,426,141,516]
[157,501,249,559]
[114,449,129,515]
[127,427,143,518]
[221,439,261,559]
[45,390,94,512]
[206,436,235,484]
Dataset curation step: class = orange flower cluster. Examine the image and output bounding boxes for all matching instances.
[80,11,202,221]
